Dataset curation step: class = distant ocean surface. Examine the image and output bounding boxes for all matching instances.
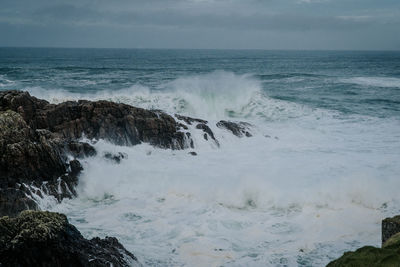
[1,48,400,266]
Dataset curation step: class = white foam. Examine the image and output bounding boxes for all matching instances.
[343,77,400,88]
[0,75,15,87]
[27,71,400,266]
[48,112,400,266]
[26,71,333,122]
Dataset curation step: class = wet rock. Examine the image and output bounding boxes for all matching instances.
[196,123,219,146]
[175,114,207,125]
[0,110,79,216]
[104,152,128,164]
[66,141,97,158]
[0,90,201,216]
[0,188,37,218]
[216,120,252,137]
[1,90,187,149]
[0,210,139,267]
[382,215,400,245]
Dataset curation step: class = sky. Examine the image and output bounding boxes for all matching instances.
[0,0,399,50]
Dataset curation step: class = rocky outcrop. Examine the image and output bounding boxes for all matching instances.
[327,215,400,266]
[0,90,201,216]
[382,215,400,245]
[0,110,80,216]
[1,90,257,267]
[0,210,139,267]
[103,152,128,164]
[0,90,188,149]
[216,120,252,137]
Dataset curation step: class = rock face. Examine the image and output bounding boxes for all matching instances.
[0,110,79,216]
[382,215,400,245]
[216,120,252,137]
[0,90,187,149]
[0,210,139,267]
[0,90,196,216]
[1,90,257,267]
[327,215,400,266]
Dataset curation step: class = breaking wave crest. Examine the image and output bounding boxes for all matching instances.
[17,71,400,266]
[342,77,400,88]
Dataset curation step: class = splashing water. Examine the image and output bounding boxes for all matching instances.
[2,49,400,266]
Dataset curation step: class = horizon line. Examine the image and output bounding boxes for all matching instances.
[1,46,399,52]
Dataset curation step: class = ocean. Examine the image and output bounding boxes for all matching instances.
[1,48,400,266]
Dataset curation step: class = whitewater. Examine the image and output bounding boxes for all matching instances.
[1,48,400,266]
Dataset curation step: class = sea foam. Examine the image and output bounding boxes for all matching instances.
[25,71,400,266]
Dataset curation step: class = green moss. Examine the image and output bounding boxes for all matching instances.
[0,110,28,142]
[383,233,400,249]
[0,210,69,249]
[327,245,400,267]
[384,216,400,225]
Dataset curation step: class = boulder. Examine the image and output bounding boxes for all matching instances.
[103,152,128,164]
[0,210,139,267]
[216,120,252,137]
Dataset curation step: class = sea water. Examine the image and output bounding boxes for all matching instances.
[1,48,400,266]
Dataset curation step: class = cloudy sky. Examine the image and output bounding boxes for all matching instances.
[0,0,399,50]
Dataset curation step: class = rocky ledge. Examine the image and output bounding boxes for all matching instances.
[0,90,253,266]
[0,210,138,266]
[0,90,252,215]
[327,215,400,266]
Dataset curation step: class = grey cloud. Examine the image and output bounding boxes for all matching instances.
[0,0,399,49]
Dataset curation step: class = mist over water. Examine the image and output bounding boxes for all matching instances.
[1,48,400,266]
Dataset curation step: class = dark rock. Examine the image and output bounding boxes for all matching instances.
[175,114,208,125]
[0,188,37,218]
[1,90,188,149]
[0,110,79,216]
[382,215,400,245]
[188,152,197,156]
[196,123,219,146]
[0,90,199,216]
[104,152,128,164]
[0,210,139,267]
[66,141,97,158]
[69,160,83,176]
[185,133,194,148]
[216,120,252,137]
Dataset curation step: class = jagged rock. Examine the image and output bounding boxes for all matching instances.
[0,188,37,218]
[0,210,139,267]
[66,141,97,158]
[196,123,219,146]
[216,120,252,137]
[0,90,188,149]
[382,215,400,245]
[103,152,128,164]
[175,114,207,125]
[0,110,81,216]
[0,90,199,216]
